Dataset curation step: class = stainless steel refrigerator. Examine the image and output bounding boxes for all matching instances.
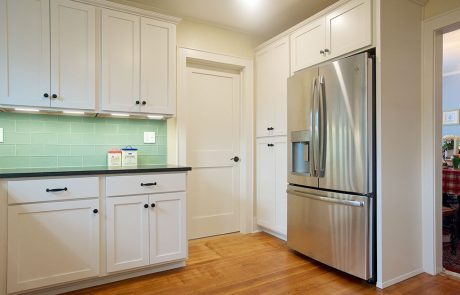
[287,51,375,282]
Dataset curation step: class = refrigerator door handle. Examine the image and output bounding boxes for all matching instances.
[287,189,365,207]
[318,75,327,177]
[310,77,318,177]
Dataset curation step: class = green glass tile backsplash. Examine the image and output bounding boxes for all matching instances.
[0,113,167,169]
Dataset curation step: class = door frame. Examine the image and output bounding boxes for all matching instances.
[422,7,460,275]
[175,47,254,234]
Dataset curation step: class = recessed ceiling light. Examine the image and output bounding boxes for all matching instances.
[14,108,40,112]
[238,0,262,9]
[111,113,130,117]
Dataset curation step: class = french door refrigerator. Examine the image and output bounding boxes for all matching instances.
[287,51,376,282]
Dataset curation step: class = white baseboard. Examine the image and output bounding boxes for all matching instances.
[28,261,186,295]
[376,268,424,289]
[258,226,287,241]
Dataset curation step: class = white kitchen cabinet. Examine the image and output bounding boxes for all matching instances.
[106,195,150,273]
[50,0,96,110]
[0,0,96,110]
[256,136,287,237]
[106,173,187,273]
[149,192,186,264]
[290,0,372,72]
[0,0,51,107]
[255,36,290,137]
[7,199,100,293]
[101,9,176,115]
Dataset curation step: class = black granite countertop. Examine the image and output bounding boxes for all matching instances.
[0,165,192,179]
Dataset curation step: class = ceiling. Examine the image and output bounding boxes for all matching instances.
[111,0,339,40]
[444,29,460,76]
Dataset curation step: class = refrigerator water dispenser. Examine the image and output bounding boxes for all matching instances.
[291,130,311,175]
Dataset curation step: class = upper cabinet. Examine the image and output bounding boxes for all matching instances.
[291,0,372,72]
[101,9,176,115]
[255,36,290,137]
[0,0,96,110]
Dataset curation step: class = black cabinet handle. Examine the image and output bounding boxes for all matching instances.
[52,94,58,98]
[151,203,156,208]
[93,209,99,214]
[142,101,147,105]
[144,204,149,208]
[324,48,330,53]
[136,100,140,105]
[267,144,274,147]
[320,50,325,55]
[141,182,157,187]
[267,127,274,131]
[43,93,49,98]
[46,187,68,192]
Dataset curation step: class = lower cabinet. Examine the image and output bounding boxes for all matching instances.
[106,192,186,272]
[256,136,287,236]
[7,199,100,293]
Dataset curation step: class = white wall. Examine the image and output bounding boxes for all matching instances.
[376,0,423,288]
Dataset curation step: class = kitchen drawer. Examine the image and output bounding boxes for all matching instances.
[106,173,186,197]
[8,177,99,204]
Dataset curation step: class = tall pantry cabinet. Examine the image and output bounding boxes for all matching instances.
[255,36,289,239]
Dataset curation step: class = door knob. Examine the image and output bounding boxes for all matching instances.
[231,156,240,163]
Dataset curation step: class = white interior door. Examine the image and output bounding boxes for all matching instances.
[186,64,241,239]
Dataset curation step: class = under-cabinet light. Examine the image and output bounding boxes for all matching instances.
[63,110,85,115]
[147,115,164,120]
[14,108,40,112]
[111,113,130,117]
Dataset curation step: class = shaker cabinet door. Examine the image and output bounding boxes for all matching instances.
[106,195,150,272]
[140,18,176,115]
[0,0,51,107]
[50,0,96,110]
[149,192,186,264]
[7,199,100,293]
[101,9,141,113]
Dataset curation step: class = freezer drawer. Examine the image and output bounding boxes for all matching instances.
[287,186,371,280]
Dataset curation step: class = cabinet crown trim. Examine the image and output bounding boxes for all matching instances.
[76,0,181,23]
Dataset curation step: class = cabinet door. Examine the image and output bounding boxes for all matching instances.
[256,137,287,235]
[256,138,276,228]
[140,17,176,115]
[50,0,96,110]
[255,36,289,137]
[290,18,326,73]
[149,192,186,264]
[106,195,149,272]
[7,199,99,293]
[0,0,50,107]
[274,138,287,235]
[101,9,140,113]
[325,0,372,59]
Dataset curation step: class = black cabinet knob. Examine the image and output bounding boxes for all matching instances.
[151,203,156,208]
[43,93,49,98]
[93,209,98,214]
[144,204,149,208]
[136,100,140,105]
[320,50,325,55]
[52,94,57,98]
[230,156,240,163]
[324,48,330,53]
[142,101,147,105]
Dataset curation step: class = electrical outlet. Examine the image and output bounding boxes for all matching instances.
[144,132,156,144]
[0,128,3,143]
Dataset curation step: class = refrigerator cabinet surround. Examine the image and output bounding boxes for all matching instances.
[287,185,372,280]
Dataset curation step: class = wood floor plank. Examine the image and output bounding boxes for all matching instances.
[65,233,460,295]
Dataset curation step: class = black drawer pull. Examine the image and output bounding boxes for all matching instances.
[141,182,157,187]
[267,144,274,147]
[267,127,274,131]
[46,187,68,192]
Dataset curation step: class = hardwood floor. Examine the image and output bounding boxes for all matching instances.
[66,233,460,295]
